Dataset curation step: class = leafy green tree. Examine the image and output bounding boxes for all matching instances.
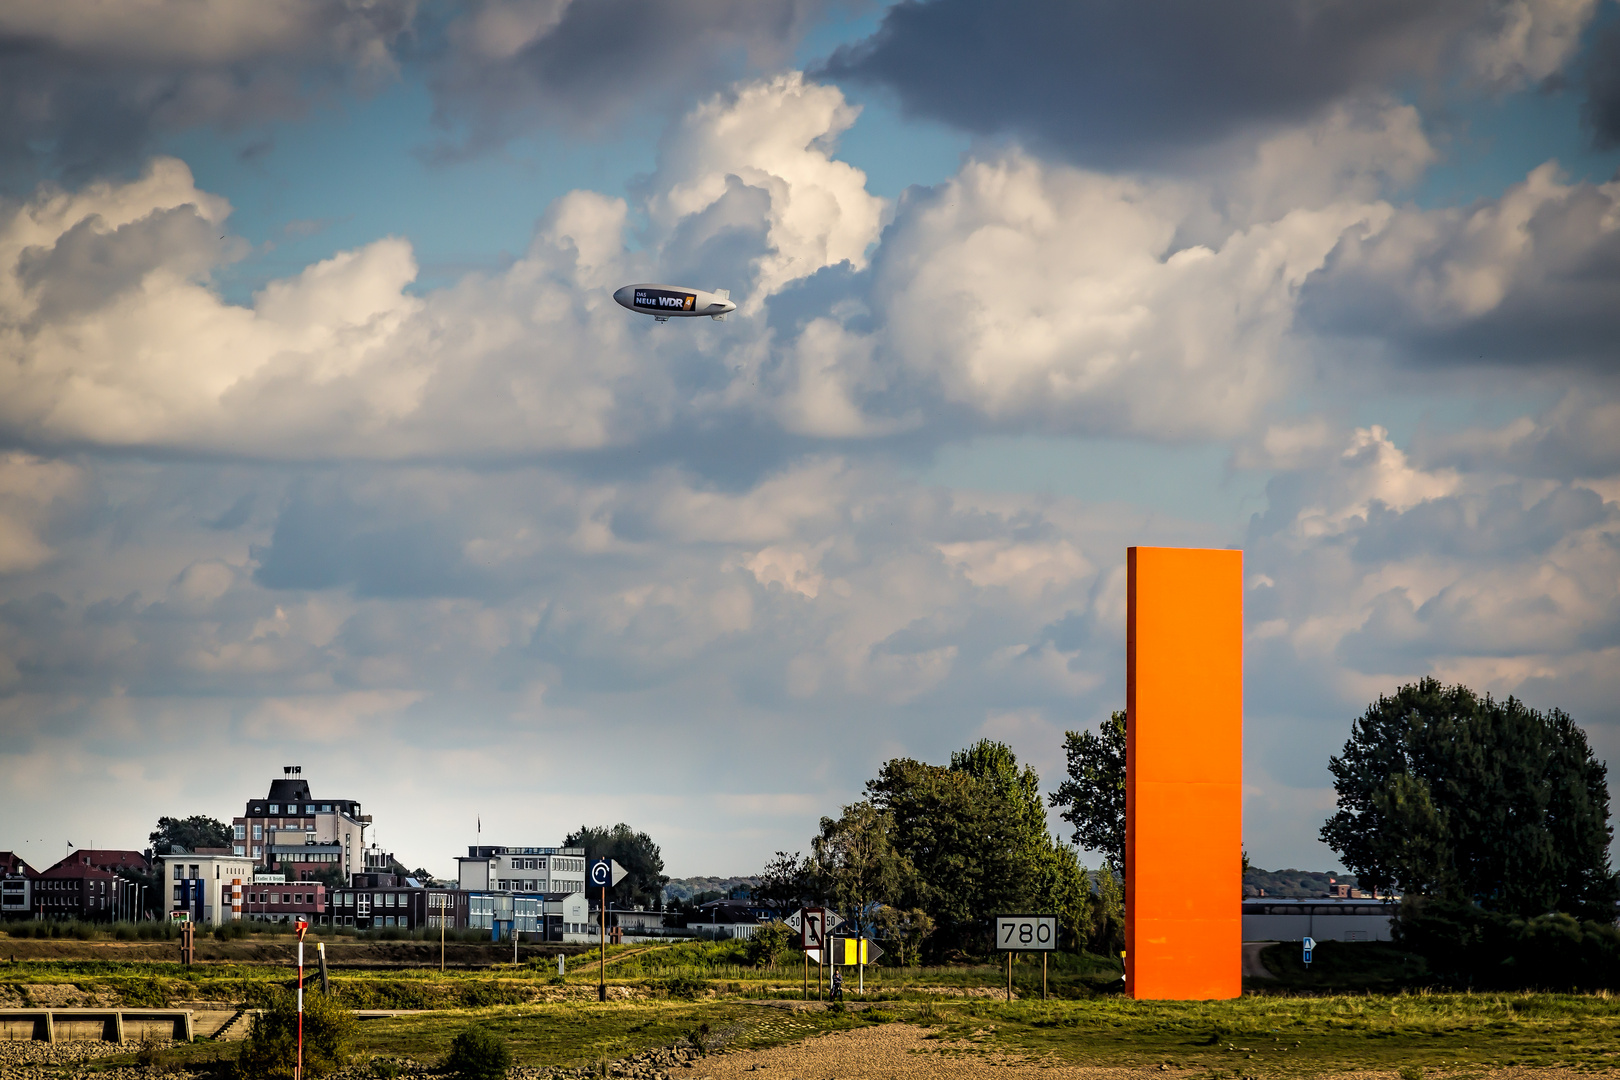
[564,823,668,909]
[1087,863,1125,955]
[867,739,1086,952]
[811,801,909,930]
[1321,678,1619,919]
[870,905,935,966]
[149,815,231,855]
[1049,711,1126,872]
[753,851,813,913]
[743,920,793,967]
[236,988,355,1079]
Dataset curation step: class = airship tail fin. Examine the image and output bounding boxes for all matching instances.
[713,289,730,300]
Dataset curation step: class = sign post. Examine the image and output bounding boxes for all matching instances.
[590,859,628,1002]
[294,919,308,1080]
[994,915,1058,1002]
[1302,936,1315,969]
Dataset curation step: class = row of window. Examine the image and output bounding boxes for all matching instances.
[247,803,358,815]
[334,892,415,908]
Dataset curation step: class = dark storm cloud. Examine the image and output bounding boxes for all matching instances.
[820,0,1559,165]
[1581,21,1620,150]
[427,0,829,157]
[0,0,412,185]
[1301,169,1620,369]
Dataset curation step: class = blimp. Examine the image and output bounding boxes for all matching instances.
[613,283,736,322]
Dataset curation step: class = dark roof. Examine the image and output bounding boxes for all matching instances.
[0,852,37,877]
[267,778,313,802]
[43,850,149,874]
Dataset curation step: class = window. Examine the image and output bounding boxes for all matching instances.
[373,893,382,906]
[189,865,199,878]
[252,825,262,840]
[252,846,262,857]
[234,846,246,857]
[174,886,182,901]
[269,804,279,814]
[321,804,332,812]
[305,805,315,814]
[234,824,246,840]
[173,865,182,880]
[271,893,280,904]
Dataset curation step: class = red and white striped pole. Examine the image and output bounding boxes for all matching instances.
[295,919,308,1080]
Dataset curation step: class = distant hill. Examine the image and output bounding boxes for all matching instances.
[1244,867,1359,898]
[663,876,759,903]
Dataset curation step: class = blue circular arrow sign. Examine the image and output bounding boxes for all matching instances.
[590,859,611,888]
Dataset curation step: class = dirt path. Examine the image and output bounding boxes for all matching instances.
[688,1025,1614,1080]
[1242,941,1277,980]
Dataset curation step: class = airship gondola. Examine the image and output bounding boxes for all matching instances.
[613,283,736,322]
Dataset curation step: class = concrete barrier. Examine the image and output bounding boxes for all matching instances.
[0,1009,193,1043]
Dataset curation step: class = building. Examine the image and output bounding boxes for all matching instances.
[238,878,328,924]
[465,890,589,941]
[160,849,258,926]
[30,850,149,922]
[681,899,764,940]
[329,881,470,931]
[231,767,369,879]
[1241,897,1395,942]
[0,853,37,920]
[456,845,588,895]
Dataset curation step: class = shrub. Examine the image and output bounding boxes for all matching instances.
[1395,896,1620,989]
[235,989,355,1080]
[658,973,708,1000]
[445,1026,511,1080]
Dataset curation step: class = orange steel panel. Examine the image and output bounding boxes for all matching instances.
[1126,546,1242,1000]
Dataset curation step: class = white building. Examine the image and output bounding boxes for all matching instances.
[456,845,588,895]
[161,850,256,926]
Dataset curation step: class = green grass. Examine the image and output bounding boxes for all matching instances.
[940,993,1620,1073]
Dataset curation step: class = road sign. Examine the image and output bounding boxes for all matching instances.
[829,936,883,964]
[785,910,801,931]
[802,948,821,964]
[801,907,827,952]
[589,859,628,889]
[1302,936,1315,966]
[995,914,1058,951]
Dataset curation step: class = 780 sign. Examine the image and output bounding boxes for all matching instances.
[995,914,1058,951]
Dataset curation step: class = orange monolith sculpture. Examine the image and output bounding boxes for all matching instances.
[1126,546,1242,1000]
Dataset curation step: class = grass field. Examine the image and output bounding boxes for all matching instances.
[5,933,1618,1076]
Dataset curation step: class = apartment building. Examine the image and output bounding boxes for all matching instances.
[455,846,588,895]
[231,766,368,879]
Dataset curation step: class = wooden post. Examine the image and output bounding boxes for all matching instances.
[1042,952,1047,1000]
[598,886,607,1003]
[1005,951,1012,1003]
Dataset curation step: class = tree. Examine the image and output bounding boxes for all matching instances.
[149,815,231,855]
[1321,678,1619,920]
[564,823,669,910]
[870,905,935,967]
[867,739,1089,952]
[811,801,909,931]
[1049,711,1126,872]
[753,851,813,913]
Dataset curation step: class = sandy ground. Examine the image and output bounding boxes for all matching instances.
[679,1024,1612,1080]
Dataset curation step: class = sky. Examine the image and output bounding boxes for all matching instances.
[2,0,1620,882]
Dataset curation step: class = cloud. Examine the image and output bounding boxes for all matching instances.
[820,0,1595,167]
[1583,21,1620,149]
[0,0,414,182]
[427,0,831,156]
[1302,162,1620,368]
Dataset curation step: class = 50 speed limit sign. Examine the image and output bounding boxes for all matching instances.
[995,914,1058,951]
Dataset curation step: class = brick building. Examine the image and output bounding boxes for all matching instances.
[35,850,149,921]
